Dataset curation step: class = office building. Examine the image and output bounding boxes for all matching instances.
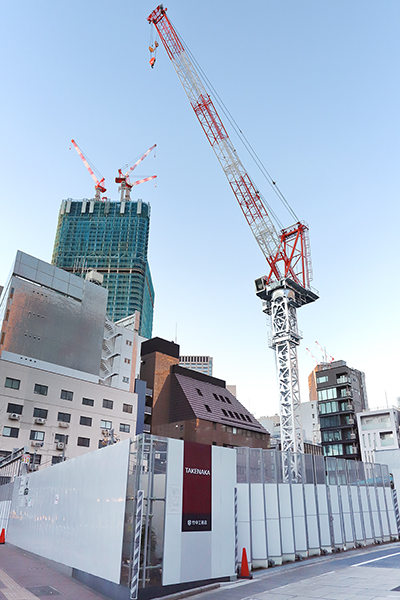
[357,407,400,463]
[140,338,269,448]
[308,360,368,460]
[0,251,141,467]
[179,355,213,376]
[52,198,154,338]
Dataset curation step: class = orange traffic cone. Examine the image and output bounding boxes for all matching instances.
[0,529,5,544]
[239,547,252,579]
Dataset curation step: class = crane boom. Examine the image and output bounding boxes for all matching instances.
[71,139,106,201]
[147,5,312,290]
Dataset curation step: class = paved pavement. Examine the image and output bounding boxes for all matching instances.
[0,544,111,599]
[1,541,400,600]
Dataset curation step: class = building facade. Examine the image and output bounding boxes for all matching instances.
[0,251,141,467]
[52,198,154,338]
[179,355,213,376]
[357,407,400,463]
[308,360,368,460]
[140,338,269,448]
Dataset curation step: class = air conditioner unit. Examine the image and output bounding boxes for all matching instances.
[31,441,43,447]
[35,417,46,425]
[348,418,355,425]
[29,464,39,472]
[9,413,20,421]
[56,442,65,450]
[58,421,69,428]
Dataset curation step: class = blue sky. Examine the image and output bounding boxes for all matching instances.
[1,1,399,417]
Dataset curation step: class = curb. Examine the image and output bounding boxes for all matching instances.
[153,583,221,600]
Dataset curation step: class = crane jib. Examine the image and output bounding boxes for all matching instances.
[148,5,313,291]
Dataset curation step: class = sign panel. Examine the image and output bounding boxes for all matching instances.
[182,441,211,532]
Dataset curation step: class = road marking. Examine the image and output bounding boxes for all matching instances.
[352,550,400,567]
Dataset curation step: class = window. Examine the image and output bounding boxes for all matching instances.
[213,393,219,401]
[5,377,20,390]
[126,340,132,346]
[319,401,339,415]
[7,403,23,415]
[124,358,131,364]
[80,416,92,427]
[228,410,235,418]
[58,412,71,423]
[122,377,129,383]
[33,407,48,419]
[316,375,328,384]
[52,456,63,465]
[234,412,240,419]
[380,432,394,446]
[101,420,112,430]
[225,397,232,404]
[205,404,212,413]
[122,403,132,413]
[317,388,336,401]
[60,389,73,401]
[120,423,130,433]
[77,437,90,447]
[323,443,343,456]
[55,433,68,444]
[30,430,45,441]
[34,383,48,396]
[196,388,203,396]
[322,430,342,442]
[103,399,113,409]
[222,408,228,417]
[82,398,94,406]
[3,426,19,438]
[245,415,252,422]
[320,415,340,428]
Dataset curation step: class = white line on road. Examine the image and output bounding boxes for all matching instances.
[352,550,400,567]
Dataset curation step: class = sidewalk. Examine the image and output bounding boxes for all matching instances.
[0,544,112,600]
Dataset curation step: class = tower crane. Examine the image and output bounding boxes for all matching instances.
[71,139,106,202]
[115,144,157,202]
[148,5,319,467]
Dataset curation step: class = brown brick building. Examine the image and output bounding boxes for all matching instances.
[140,337,269,449]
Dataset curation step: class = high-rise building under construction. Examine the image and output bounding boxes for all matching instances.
[52,198,154,338]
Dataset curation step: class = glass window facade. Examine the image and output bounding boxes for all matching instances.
[52,200,154,338]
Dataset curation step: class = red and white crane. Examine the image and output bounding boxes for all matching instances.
[148,5,318,463]
[70,139,107,202]
[115,144,157,202]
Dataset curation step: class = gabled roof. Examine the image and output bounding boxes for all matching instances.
[172,368,267,433]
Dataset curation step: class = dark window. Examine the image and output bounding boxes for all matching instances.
[245,415,252,422]
[77,437,90,447]
[222,408,228,417]
[57,412,71,423]
[34,384,48,396]
[7,403,23,415]
[52,456,63,465]
[196,388,203,396]
[205,404,212,413]
[219,395,226,402]
[3,426,19,438]
[213,393,219,401]
[103,399,113,409]
[82,397,94,406]
[29,453,41,465]
[240,414,247,421]
[123,403,132,413]
[228,410,235,418]
[120,423,130,433]
[225,397,232,404]
[234,412,240,419]
[30,430,45,441]
[213,422,217,430]
[55,433,68,444]
[60,389,73,401]
[5,377,20,390]
[33,408,48,419]
[80,416,92,427]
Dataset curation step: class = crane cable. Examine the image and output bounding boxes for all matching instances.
[171,20,300,227]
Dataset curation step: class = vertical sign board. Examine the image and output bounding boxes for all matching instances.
[182,441,212,532]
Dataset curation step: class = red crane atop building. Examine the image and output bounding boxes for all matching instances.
[147,5,319,464]
[115,144,157,201]
[71,139,107,201]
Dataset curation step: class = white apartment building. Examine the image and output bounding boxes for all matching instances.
[357,407,400,463]
[179,355,213,376]
[0,251,141,469]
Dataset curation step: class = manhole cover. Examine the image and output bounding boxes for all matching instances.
[26,586,61,597]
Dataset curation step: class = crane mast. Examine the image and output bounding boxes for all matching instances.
[148,5,318,468]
